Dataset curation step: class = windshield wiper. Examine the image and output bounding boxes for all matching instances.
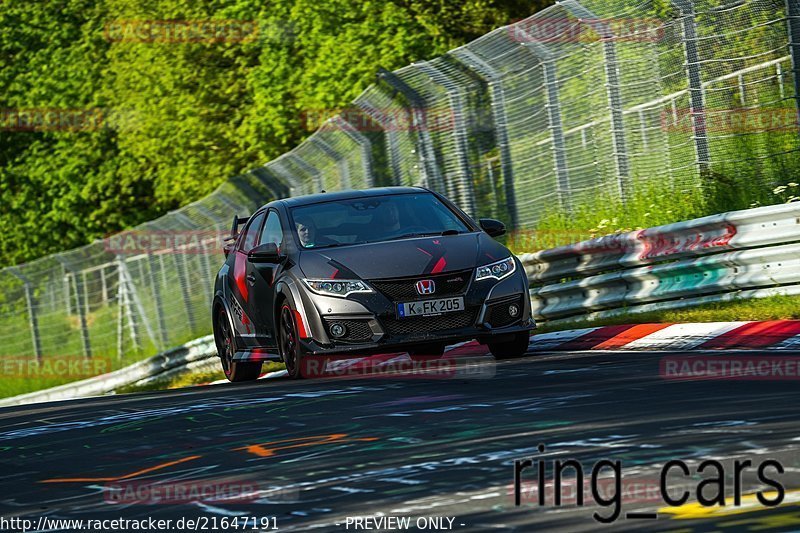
[385,229,462,241]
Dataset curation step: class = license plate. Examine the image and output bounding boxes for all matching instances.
[397,297,464,318]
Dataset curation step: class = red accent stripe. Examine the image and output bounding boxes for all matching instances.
[233,252,248,301]
[431,257,447,274]
[417,247,432,257]
[292,309,309,338]
[696,320,800,350]
[592,323,673,350]
[560,325,638,351]
[331,268,339,279]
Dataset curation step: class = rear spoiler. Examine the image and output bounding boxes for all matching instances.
[224,215,250,245]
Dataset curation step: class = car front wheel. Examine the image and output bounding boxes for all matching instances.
[216,307,262,382]
[488,332,531,360]
[279,304,305,379]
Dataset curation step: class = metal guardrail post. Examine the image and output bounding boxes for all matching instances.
[450,48,519,228]
[787,0,800,128]
[378,68,445,193]
[518,33,572,213]
[147,253,169,349]
[116,256,140,354]
[311,136,351,190]
[354,96,403,184]
[249,167,291,199]
[674,0,711,172]
[270,158,304,196]
[55,258,92,359]
[174,211,214,308]
[8,268,42,362]
[174,251,197,334]
[414,61,478,217]
[560,0,632,200]
[289,153,324,193]
[331,115,374,187]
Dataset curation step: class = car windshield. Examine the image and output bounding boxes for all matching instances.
[289,193,471,249]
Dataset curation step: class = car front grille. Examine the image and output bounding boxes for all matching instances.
[486,296,524,328]
[369,269,472,301]
[322,318,373,343]
[381,308,478,337]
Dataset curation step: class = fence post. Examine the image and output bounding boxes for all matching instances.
[115,255,140,354]
[174,211,214,309]
[311,136,351,190]
[378,68,445,193]
[354,96,404,184]
[332,115,374,187]
[674,0,710,172]
[147,253,169,349]
[9,268,42,362]
[174,252,197,334]
[270,158,305,196]
[55,258,92,359]
[414,61,478,217]
[787,0,800,126]
[518,33,572,213]
[560,0,632,200]
[250,167,291,199]
[451,48,519,228]
[289,154,324,193]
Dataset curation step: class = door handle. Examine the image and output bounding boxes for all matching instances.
[246,274,256,285]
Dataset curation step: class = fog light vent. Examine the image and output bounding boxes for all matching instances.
[329,322,347,338]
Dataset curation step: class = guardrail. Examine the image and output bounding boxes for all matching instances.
[521,202,800,321]
[0,335,216,408]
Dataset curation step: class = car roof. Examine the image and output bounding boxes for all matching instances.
[274,186,428,209]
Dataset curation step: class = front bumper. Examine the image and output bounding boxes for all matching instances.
[299,319,535,356]
[296,263,535,355]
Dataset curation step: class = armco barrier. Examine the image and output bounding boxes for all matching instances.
[0,335,216,407]
[524,203,800,321]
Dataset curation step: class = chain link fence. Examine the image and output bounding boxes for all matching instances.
[1,0,798,392]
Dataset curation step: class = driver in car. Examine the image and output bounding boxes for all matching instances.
[295,217,317,248]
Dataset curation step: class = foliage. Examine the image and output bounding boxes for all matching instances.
[0,0,555,266]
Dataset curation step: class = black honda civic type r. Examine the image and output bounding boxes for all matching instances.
[212,187,535,381]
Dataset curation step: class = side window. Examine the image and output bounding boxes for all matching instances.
[238,211,266,253]
[259,211,284,251]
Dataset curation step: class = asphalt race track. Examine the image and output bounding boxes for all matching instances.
[1,348,800,532]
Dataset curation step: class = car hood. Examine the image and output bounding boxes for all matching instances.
[297,232,511,280]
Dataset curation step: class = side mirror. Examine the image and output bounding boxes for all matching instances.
[479,218,506,238]
[248,243,282,263]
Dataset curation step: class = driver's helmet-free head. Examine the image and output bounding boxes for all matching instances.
[295,217,317,248]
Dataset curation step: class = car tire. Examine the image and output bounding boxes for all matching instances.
[216,307,262,382]
[278,303,305,379]
[488,332,531,360]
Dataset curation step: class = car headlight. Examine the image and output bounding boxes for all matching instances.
[475,256,516,281]
[302,279,374,297]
